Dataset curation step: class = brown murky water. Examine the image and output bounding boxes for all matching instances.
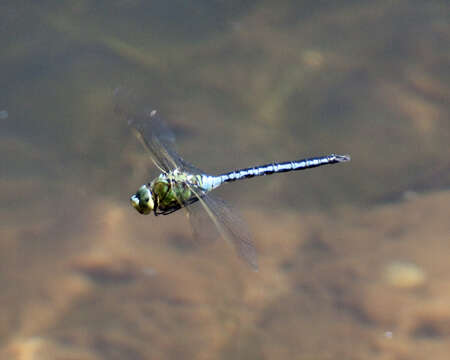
[1,1,449,359]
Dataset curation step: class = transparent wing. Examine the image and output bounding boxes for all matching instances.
[184,186,258,271]
[114,87,185,173]
[185,200,221,245]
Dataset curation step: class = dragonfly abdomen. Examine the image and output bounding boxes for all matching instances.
[219,154,350,183]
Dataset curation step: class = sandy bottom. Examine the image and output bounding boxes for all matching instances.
[1,190,449,360]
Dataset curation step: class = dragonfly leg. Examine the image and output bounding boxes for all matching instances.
[153,195,159,216]
[153,183,171,216]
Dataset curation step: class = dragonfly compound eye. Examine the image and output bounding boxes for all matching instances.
[130,185,154,215]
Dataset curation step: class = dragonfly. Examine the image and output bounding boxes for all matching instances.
[116,91,350,270]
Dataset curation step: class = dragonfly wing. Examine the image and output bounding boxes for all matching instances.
[179,158,206,176]
[184,201,221,246]
[202,194,258,270]
[184,185,258,270]
[114,87,183,173]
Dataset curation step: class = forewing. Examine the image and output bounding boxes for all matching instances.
[114,87,183,173]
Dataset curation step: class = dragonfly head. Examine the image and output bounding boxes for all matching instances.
[130,185,154,215]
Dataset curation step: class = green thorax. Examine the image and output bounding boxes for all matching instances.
[151,171,204,212]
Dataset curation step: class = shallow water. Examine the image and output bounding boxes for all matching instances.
[1,1,449,359]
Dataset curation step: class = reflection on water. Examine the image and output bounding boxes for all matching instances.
[1,0,449,359]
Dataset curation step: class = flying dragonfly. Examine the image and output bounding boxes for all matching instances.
[116,91,350,270]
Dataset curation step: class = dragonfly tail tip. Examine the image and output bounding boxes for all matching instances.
[334,154,351,162]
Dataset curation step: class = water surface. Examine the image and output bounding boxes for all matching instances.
[1,1,449,359]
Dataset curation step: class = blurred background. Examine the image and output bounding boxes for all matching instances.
[1,1,449,359]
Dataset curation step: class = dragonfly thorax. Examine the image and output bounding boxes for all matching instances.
[131,170,217,216]
[130,184,154,215]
